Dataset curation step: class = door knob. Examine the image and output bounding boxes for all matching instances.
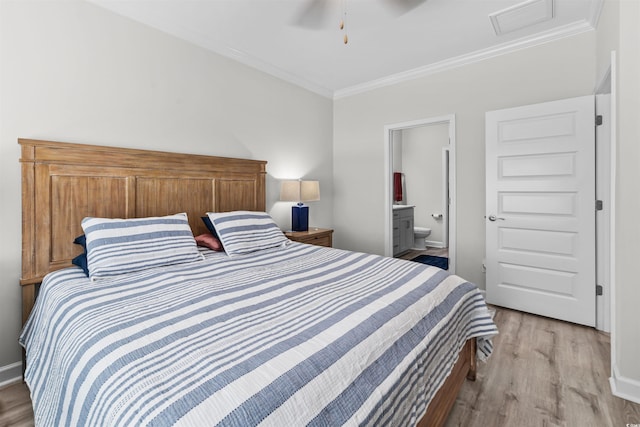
[487,215,505,222]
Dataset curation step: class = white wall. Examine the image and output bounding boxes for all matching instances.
[401,124,449,245]
[615,0,640,398]
[596,0,619,86]
[593,0,640,402]
[595,0,640,402]
[333,32,597,288]
[0,0,333,374]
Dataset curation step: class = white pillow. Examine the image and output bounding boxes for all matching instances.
[206,211,289,256]
[81,213,203,279]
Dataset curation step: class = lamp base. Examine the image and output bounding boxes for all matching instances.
[291,205,309,232]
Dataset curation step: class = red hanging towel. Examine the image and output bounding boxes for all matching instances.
[393,172,403,202]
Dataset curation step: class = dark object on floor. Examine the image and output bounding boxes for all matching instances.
[411,254,449,270]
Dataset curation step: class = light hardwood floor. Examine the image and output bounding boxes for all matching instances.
[446,307,640,426]
[2,307,639,426]
[0,380,33,427]
[398,246,449,260]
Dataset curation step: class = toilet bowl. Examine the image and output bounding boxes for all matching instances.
[413,227,431,250]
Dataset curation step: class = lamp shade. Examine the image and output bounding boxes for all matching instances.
[279,180,320,202]
[300,180,320,202]
[280,180,320,232]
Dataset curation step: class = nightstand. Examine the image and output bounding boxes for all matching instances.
[284,228,333,248]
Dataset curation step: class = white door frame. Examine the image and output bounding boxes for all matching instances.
[383,114,456,273]
[593,51,616,334]
[595,91,611,333]
[595,51,617,384]
[441,147,450,248]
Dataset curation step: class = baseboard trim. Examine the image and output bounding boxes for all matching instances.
[425,240,445,248]
[610,364,640,404]
[0,361,22,388]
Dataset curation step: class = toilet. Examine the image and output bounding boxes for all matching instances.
[413,227,431,250]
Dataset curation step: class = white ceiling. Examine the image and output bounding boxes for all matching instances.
[88,0,602,98]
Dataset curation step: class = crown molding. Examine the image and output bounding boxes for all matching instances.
[333,19,596,100]
[588,0,605,28]
[90,0,603,102]
[205,44,335,99]
[89,1,335,99]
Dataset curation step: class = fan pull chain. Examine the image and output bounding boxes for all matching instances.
[340,0,348,44]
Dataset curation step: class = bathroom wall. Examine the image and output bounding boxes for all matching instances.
[392,131,403,175]
[401,123,450,246]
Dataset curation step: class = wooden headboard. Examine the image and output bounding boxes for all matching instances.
[19,138,267,324]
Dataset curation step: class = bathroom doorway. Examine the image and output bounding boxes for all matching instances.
[384,115,456,273]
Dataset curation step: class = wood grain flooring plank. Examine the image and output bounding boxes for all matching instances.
[446,306,640,427]
[0,382,34,427]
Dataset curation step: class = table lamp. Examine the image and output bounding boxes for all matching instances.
[280,180,320,232]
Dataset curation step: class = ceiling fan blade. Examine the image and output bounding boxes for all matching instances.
[384,0,428,15]
[292,0,330,29]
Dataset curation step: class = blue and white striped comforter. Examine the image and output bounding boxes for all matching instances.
[21,243,498,427]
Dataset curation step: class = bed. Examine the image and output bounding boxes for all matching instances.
[19,138,497,426]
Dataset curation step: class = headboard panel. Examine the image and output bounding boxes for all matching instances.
[20,138,267,323]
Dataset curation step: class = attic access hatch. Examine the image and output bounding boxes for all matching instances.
[489,0,554,36]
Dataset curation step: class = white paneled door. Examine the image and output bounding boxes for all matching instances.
[485,95,596,327]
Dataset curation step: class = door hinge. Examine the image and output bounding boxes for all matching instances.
[596,285,603,296]
[596,115,603,126]
[595,200,603,211]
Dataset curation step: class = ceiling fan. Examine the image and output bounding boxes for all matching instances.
[293,0,428,44]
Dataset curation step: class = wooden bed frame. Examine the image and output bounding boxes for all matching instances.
[19,138,474,427]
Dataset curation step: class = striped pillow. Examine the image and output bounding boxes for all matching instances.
[207,211,289,256]
[81,213,203,279]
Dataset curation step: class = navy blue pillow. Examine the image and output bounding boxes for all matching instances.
[72,253,89,276]
[74,234,86,248]
[201,216,218,237]
[72,234,89,276]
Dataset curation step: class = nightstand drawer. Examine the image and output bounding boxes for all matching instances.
[300,235,331,247]
[284,228,333,248]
